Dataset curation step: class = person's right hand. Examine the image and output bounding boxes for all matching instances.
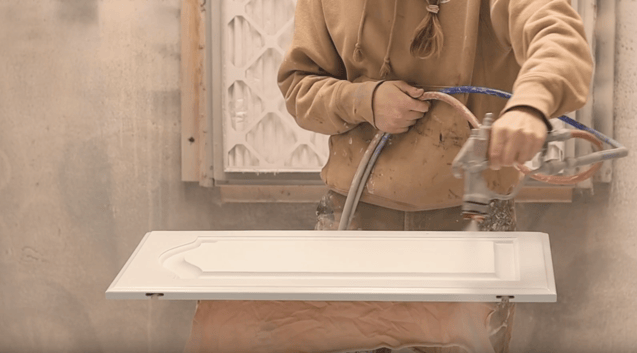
[372,81,431,134]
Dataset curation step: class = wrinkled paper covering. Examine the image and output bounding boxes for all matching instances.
[184,300,502,353]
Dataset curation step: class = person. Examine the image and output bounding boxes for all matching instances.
[183,1,592,352]
[275,0,592,352]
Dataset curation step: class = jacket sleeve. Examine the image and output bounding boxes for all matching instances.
[490,0,594,120]
[277,0,382,135]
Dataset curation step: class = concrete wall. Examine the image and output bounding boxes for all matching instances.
[511,0,637,352]
[0,1,316,352]
[0,0,635,352]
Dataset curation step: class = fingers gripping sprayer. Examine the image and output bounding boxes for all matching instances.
[451,112,629,226]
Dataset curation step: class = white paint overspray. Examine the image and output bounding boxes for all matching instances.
[366,175,376,194]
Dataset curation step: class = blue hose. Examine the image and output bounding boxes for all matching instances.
[438,86,514,100]
[437,86,619,147]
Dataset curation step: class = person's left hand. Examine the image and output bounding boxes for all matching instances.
[489,106,548,170]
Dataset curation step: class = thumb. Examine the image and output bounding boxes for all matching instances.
[394,81,423,98]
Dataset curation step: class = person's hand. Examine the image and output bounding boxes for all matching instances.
[372,81,431,134]
[489,106,548,170]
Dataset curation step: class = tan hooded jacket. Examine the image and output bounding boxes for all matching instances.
[278,0,593,211]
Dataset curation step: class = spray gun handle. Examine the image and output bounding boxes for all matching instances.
[451,113,502,218]
[454,111,629,220]
[451,113,494,176]
[473,113,493,159]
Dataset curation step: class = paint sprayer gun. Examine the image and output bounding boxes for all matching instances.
[451,113,629,222]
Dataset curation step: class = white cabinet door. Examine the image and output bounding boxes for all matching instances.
[106,231,556,303]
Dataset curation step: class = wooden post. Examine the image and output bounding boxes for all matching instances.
[181,0,207,183]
